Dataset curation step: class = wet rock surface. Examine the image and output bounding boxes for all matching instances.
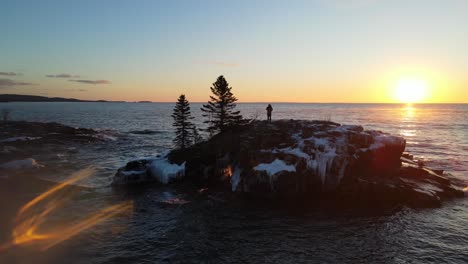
[115,120,464,208]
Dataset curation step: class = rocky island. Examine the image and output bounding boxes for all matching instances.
[113,120,465,208]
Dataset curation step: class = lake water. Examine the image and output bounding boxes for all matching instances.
[0,102,467,263]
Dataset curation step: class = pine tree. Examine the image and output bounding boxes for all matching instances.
[172,94,194,149]
[192,126,203,144]
[201,75,243,134]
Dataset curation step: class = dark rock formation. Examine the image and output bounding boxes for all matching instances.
[0,121,99,143]
[0,121,112,168]
[113,120,465,208]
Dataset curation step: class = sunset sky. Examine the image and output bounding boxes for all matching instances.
[1,0,467,103]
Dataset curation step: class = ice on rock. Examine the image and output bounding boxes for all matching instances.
[307,159,318,170]
[254,159,296,177]
[282,147,310,159]
[315,148,337,184]
[313,138,329,148]
[148,158,185,184]
[231,166,242,192]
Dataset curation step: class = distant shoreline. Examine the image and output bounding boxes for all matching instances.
[0,94,466,104]
[0,94,124,103]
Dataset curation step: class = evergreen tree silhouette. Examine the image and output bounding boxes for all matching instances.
[172,94,194,149]
[201,75,242,134]
[192,126,203,144]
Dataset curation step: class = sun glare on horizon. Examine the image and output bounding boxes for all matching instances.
[394,78,429,103]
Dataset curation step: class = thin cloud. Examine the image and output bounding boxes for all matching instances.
[65,88,88,92]
[46,73,80,78]
[0,78,35,87]
[0,72,19,76]
[69,79,111,85]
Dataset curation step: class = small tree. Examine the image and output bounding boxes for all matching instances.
[201,75,242,134]
[192,126,203,144]
[172,94,194,149]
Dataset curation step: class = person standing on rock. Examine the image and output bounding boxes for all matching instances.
[266,104,273,122]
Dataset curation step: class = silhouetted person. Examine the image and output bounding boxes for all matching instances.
[266,104,273,121]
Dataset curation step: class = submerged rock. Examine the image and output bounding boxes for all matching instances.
[114,120,464,208]
[112,159,152,185]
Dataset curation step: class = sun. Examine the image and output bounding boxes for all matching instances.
[394,78,428,103]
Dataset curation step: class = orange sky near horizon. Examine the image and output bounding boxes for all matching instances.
[9,65,463,104]
[1,1,467,104]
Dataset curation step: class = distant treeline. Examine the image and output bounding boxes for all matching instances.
[0,94,118,103]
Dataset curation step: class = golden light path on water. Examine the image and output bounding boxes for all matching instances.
[399,104,417,138]
[1,168,133,251]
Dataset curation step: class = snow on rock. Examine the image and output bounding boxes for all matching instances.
[280,147,310,159]
[232,120,407,192]
[254,159,296,176]
[0,136,41,143]
[148,158,185,184]
[115,120,464,207]
[0,158,43,170]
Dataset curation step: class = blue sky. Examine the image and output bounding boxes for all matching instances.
[1,0,467,102]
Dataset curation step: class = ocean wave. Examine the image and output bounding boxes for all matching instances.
[94,129,122,141]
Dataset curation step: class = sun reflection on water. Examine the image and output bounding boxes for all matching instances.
[399,104,418,138]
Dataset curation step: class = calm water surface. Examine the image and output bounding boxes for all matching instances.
[0,102,466,263]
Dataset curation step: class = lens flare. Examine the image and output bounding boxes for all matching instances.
[1,168,133,251]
